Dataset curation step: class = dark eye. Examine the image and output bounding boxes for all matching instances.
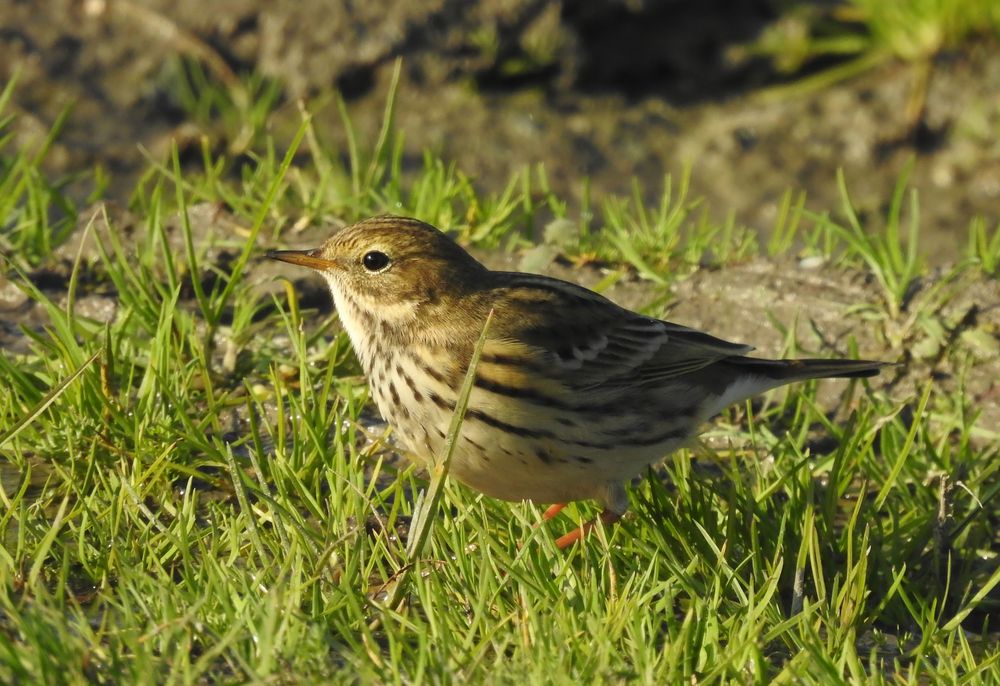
[362,250,390,272]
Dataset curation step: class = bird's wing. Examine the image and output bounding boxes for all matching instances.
[489,273,751,391]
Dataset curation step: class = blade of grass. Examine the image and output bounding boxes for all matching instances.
[942,561,1000,632]
[874,380,932,510]
[363,58,403,196]
[0,348,101,449]
[171,144,211,326]
[209,116,309,323]
[26,495,70,590]
[375,308,494,615]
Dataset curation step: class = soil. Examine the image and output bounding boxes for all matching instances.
[3,1,999,261]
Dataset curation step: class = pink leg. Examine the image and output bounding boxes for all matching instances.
[554,510,623,549]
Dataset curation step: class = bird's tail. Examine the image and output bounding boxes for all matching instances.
[727,357,891,382]
[698,356,891,418]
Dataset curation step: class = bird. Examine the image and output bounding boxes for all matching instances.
[267,215,888,548]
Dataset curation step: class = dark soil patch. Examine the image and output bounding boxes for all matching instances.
[2,2,999,263]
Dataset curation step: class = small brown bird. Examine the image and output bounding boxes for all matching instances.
[268,215,887,547]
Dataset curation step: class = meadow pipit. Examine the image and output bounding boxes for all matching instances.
[268,215,888,547]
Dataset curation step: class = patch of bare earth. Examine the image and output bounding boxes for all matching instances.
[2,2,999,262]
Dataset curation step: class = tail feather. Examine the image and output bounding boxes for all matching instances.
[701,356,891,418]
[727,357,892,381]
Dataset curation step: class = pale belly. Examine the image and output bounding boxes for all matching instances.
[345,310,701,511]
[370,366,692,508]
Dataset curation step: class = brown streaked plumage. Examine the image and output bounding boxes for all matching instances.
[268,215,889,547]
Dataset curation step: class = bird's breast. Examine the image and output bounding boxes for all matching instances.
[351,338,697,505]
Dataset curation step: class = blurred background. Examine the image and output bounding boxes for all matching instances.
[3,0,999,260]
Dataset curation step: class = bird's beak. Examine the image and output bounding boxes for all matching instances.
[266,248,338,271]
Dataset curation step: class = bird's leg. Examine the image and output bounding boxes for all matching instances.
[554,509,623,549]
[518,504,571,551]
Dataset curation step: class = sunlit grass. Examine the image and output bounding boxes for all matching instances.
[0,75,79,266]
[1,72,999,684]
[744,0,1000,98]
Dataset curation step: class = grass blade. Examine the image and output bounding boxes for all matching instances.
[0,348,101,449]
[377,308,494,612]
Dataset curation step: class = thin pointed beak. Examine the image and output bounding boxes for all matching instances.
[266,248,338,271]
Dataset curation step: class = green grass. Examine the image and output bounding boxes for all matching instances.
[0,75,79,266]
[743,0,1000,102]
[754,0,1000,67]
[1,75,999,684]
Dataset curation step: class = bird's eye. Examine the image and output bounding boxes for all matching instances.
[362,250,391,272]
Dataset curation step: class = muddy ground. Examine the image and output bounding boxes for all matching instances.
[2,0,1000,261]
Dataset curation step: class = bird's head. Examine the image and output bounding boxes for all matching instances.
[267,215,488,333]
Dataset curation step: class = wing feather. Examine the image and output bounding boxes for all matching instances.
[488,273,750,391]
